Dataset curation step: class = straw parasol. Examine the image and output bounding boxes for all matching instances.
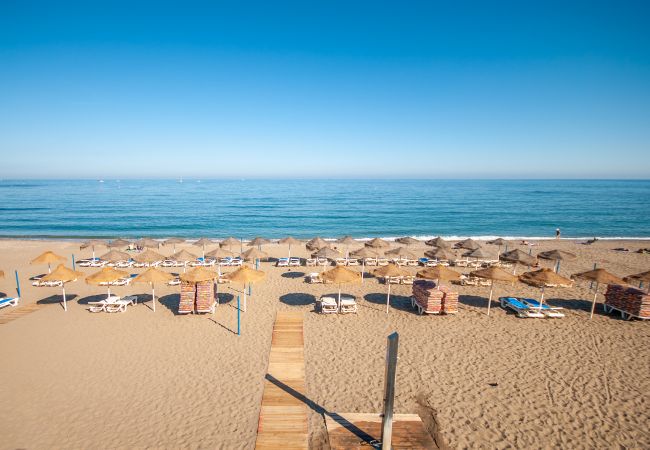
[321,266,361,312]
[279,236,302,260]
[137,238,160,249]
[30,251,66,273]
[385,247,417,260]
[471,267,518,316]
[86,267,130,298]
[248,237,270,250]
[171,249,198,262]
[396,236,420,246]
[373,263,411,313]
[313,247,340,262]
[500,249,537,274]
[424,247,454,260]
[519,268,572,312]
[365,238,390,249]
[220,237,241,253]
[193,238,214,258]
[180,266,219,283]
[164,237,186,253]
[350,247,380,282]
[132,267,175,312]
[40,264,84,311]
[80,239,107,259]
[337,236,357,258]
[224,265,265,312]
[465,247,493,260]
[572,268,625,319]
[455,238,481,250]
[99,249,130,262]
[306,236,328,250]
[206,247,233,259]
[108,238,131,248]
[425,237,449,248]
[538,249,577,273]
[416,265,461,288]
[624,270,650,292]
[132,249,165,264]
[487,238,508,258]
[242,247,268,262]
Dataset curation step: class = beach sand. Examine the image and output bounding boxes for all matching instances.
[1,238,649,449]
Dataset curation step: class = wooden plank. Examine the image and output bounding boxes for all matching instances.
[326,413,438,449]
[255,311,308,450]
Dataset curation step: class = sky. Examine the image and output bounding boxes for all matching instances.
[1,1,649,179]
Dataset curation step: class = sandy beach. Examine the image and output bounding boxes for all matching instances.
[1,237,649,449]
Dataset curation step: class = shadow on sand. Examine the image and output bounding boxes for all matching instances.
[279,292,316,307]
[281,271,305,279]
[363,292,413,312]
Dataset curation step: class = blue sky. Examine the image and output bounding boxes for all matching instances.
[1,1,649,178]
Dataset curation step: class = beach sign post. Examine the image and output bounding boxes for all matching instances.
[237,295,241,335]
[381,332,399,450]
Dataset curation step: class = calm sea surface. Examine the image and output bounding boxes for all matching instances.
[0,179,648,239]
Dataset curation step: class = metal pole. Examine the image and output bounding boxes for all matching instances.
[589,263,597,290]
[237,295,241,335]
[15,270,21,298]
[381,332,399,450]
[72,254,76,271]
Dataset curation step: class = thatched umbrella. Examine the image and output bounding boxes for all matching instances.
[373,263,411,313]
[350,247,380,282]
[133,267,174,312]
[242,248,268,270]
[306,236,329,251]
[220,237,241,253]
[396,236,420,246]
[224,266,265,312]
[465,247,493,261]
[170,249,198,273]
[313,247,341,269]
[425,237,449,248]
[573,269,625,319]
[164,237,185,253]
[385,247,417,260]
[248,237,270,251]
[108,238,131,248]
[86,267,130,298]
[500,249,537,274]
[31,251,66,273]
[337,236,357,258]
[40,264,84,311]
[416,265,461,288]
[193,238,214,259]
[180,266,219,283]
[538,249,577,273]
[424,247,455,261]
[487,238,508,258]
[279,236,302,260]
[624,270,650,292]
[80,239,107,260]
[455,238,481,250]
[321,266,361,312]
[137,238,160,249]
[99,249,130,262]
[470,267,518,316]
[133,249,165,265]
[519,268,572,312]
[365,238,390,249]
[205,247,234,276]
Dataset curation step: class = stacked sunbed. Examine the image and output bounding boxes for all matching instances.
[195,280,215,313]
[604,284,650,320]
[179,281,195,314]
[411,280,458,315]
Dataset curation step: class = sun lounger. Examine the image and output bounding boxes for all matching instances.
[364,258,378,266]
[307,273,323,284]
[499,297,545,318]
[306,258,317,266]
[377,258,389,266]
[277,258,289,267]
[401,275,415,285]
[317,257,328,266]
[88,295,122,313]
[289,257,301,266]
[195,302,216,314]
[406,259,419,267]
[419,258,429,266]
[339,295,357,314]
[168,277,181,286]
[521,298,565,318]
[478,279,492,286]
[387,276,402,284]
[454,259,469,267]
[346,258,359,266]
[335,258,347,266]
[318,295,338,314]
[0,296,19,309]
[230,258,243,267]
[460,276,479,286]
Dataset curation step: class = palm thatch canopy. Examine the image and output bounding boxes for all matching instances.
[500,249,537,265]
[164,238,186,245]
[624,270,650,282]
[170,249,198,261]
[337,236,357,245]
[193,238,214,247]
[306,237,329,250]
[133,249,165,263]
[205,247,234,258]
[396,236,420,245]
[108,238,131,248]
[31,251,66,265]
[248,237,270,247]
[350,247,381,258]
[220,237,240,247]
[99,249,130,262]
[224,265,265,284]
[425,237,448,247]
[180,266,219,283]
[487,238,508,246]
[80,239,107,249]
[520,268,572,286]
[537,249,577,261]
[385,247,417,259]
[41,264,84,283]
[455,238,481,250]
[321,266,361,284]
[365,238,390,249]
[424,247,454,260]
[471,267,518,283]
[465,247,493,259]
[416,265,461,281]
[373,263,410,278]
[242,247,269,260]
[313,247,341,259]
[279,236,302,246]
[86,267,130,285]
[137,238,160,248]
[573,268,625,285]
[133,267,175,284]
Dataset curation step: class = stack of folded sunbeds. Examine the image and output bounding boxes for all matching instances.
[439,285,458,314]
[412,280,458,314]
[604,284,650,319]
[195,280,214,313]
[179,281,195,314]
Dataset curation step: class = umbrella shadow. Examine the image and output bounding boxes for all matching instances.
[279,293,316,307]
[77,294,109,305]
[363,293,413,312]
[459,295,489,309]
[216,292,235,305]
[158,294,181,315]
[38,294,78,305]
[281,271,305,279]
[207,316,238,334]
[29,274,47,281]
[0,292,6,298]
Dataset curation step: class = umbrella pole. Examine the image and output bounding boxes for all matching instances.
[48,263,52,273]
[487,284,494,316]
[338,285,342,313]
[386,283,391,313]
[288,245,291,261]
[152,282,156,312]
[243,284,247,312]
[361,260,365,283]
[590,282,599,319]
[539,286,545,311]
[107,287,111,299]
[62,286,67,312]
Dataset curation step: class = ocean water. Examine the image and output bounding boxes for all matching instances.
[0,179,648,240]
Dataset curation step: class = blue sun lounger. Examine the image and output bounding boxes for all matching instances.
[521,298,565,318]
[0,296,20,309]
[499,297,544,318]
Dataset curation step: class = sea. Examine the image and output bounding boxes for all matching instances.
[0,179,648,240]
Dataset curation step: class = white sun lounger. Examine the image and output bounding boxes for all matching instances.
[289,258,301,266]
[521,298,565,318]
[500,297,545,318]
[308,273,323,284]
[0,296,20,309]
[339,295,357,314]
[306,258,317,266]
[88,295,137,313]
[346,258,359,266]
[277,258,289,267]
[319,295,338,314]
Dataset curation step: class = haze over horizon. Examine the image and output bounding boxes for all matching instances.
[1,1,649,179]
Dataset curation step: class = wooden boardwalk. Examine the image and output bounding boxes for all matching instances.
[0,303,43,325]
[255,311,308,449]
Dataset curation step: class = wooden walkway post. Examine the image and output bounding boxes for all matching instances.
[381,332,399,450]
